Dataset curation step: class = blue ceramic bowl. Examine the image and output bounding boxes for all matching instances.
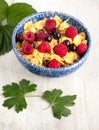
[12,11,91,77]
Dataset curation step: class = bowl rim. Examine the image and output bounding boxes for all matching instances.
[12,11,91,72]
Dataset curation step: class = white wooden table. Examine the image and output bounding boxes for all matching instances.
[0,0,99,130]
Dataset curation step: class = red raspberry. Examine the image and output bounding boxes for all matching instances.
[35,30,48,41]
[77,43,88,55]
[38,41,51,53]
[45,19,56,31]
[48,59,61,68]
[22,43,33,55]
[65,26,78,38]
[53,44,68,57]
[24,31,35,42]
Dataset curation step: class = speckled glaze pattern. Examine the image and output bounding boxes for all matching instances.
[12,11,91,77]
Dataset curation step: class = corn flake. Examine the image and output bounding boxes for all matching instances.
[35,18,47,30]
[24,21,37,33]
[59,21,70,31]
[50,39,58,48]
[23,54,33,61]
[73,35,82,46]
[79,32,86,40]
[82,40,87,44]
[30,58,40,65]
[53,16,62,27]
[63,52,79,64]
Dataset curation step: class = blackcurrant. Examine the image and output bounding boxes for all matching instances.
[43,59,50,67]
[53,32,61,39]
[16,34,23,42]
[62,40,70,47]
[69,43,77,51]
[45,36,52,42]
[51,28,59,35]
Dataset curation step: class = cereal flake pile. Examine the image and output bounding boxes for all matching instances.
[16,16,88,68]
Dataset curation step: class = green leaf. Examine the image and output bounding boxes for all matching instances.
[2,79,37,113]
[51,89,63,102]
[56,95,76,106]
[15,96,27,113]
[42,89,77,119]
[0,25,13,55]
[42,91,54,103]
[3,83,20,97]
[42,89,62,103]
[19,79,30,93]
[19,79,37,94]
[52,105,71,119]
[61,106,71,116]
[0,0,8,21]
[0,0,37,55]
[26,84,37,93]
[7,3,37,27]
[52,105,62,119]
[3,96,27,113]
[0,29,3,47]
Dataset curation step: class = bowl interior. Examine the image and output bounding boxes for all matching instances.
[12,11,91,77]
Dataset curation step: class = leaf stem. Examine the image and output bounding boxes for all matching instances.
[25,94,41,97]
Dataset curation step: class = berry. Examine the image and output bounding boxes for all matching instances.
[48,28,59,35]
[45,19,56,31]
[61,64,65,67]
[77,43,88,55]
[22,43,33,55]
[35,30,48,41]
[65,26,78,38]
[16,33,23,42]
[51,28,59,34]
[24,31,35,42]
[62,40,70,47]
[43,59,50,67]
[48,59,61,68]
[53,44,67,57]
[38,41,51,53]
[45,35,52,42]
[53,31,61,39]
[31,42,36,48]
[51,28,61,39]
[69,43,77,51]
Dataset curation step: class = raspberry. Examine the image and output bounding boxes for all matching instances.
[45,19,56,31]
[24,31,35,42]
[38,41,51,53]
[22,43,33,55]
[65,26,78,38]
[53,44,68,57]
[77,43,88,55]
[48,59,61,68]
[35,30,48,41]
